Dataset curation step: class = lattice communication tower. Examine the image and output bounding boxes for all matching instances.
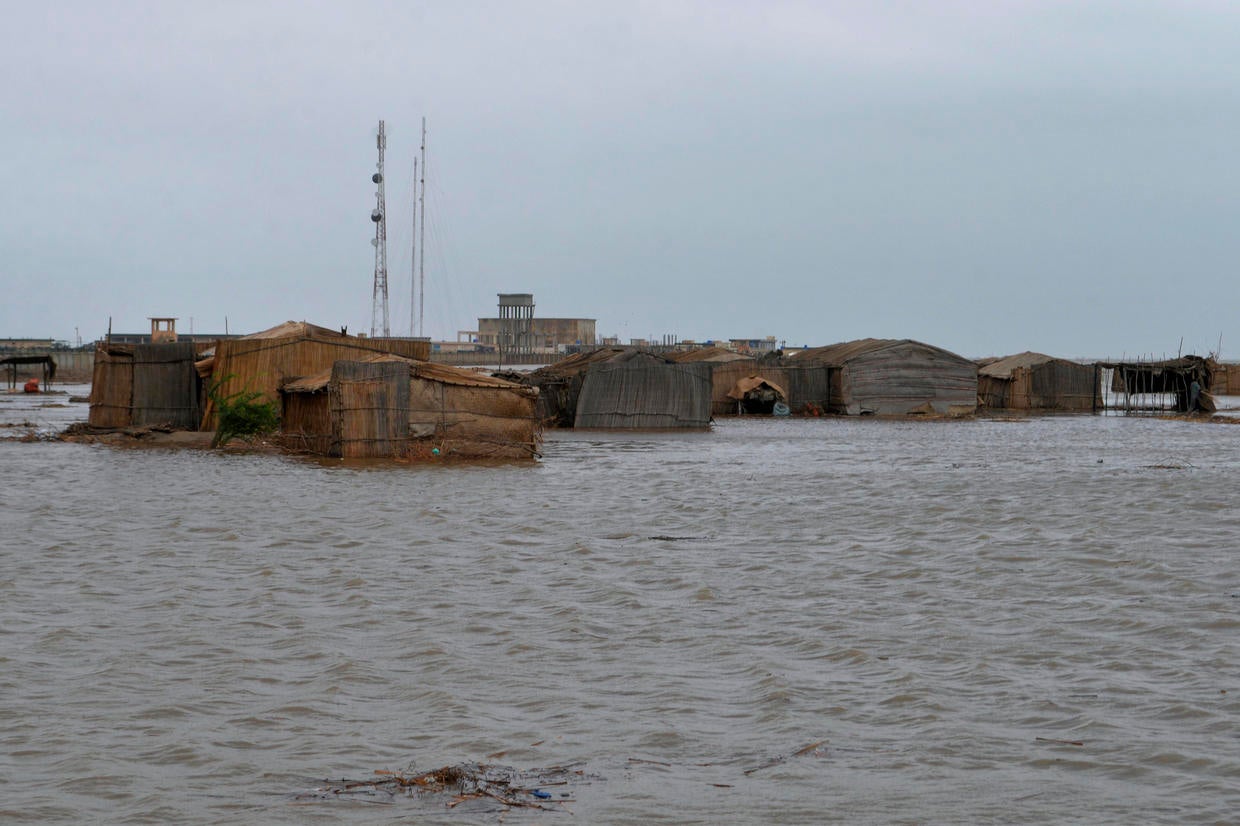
[370,120,390,338]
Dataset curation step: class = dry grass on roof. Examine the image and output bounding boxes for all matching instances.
[534,346,680,378]
[281,353,534,395]
[792,338,971,365]
[240,320,349,340]
[666,346,750,363]
[978,351,1066,379]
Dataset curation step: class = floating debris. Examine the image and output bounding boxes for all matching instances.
[1144,458,1195,470]
[294,761,587,814]
[743,740,829,775]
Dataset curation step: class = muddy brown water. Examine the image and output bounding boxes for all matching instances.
[1,387,1238,823]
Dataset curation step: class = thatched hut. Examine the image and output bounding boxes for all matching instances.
[280,356,540,460]
[977,352,1097,411]
[198,321,430,429]
[1098,355,1215,412]
[88,341,203,428]
[573,350,712,429]
[1213,362,1240,395]
[725,375,788,414]
[791,338,977,416]
[526,347,628,427]
[666,348,772,416]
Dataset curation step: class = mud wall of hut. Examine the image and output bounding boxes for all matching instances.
[280,360,540,460]
[408,380,539,458]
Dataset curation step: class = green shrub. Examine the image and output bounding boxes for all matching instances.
[208,377,280,448]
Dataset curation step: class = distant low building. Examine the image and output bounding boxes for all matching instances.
[0,338,57,353]
[728,336,780,355]
[476,317,597,352]
[475,293,596,353]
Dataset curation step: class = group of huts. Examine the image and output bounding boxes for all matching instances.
[86,324,1222,460]
[88,321,541,459]
[518,338,973,428]
[516,339,1221,429]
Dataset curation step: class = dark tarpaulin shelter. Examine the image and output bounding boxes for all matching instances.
[792,338,977,416]
[527,347,630,427]
[88,342,202,428]
[977,352,1098,411]
[572,350,713,429]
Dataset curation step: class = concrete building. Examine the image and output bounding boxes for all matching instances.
[475,293,596,353]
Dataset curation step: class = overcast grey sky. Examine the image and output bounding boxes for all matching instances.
[3,1,1237,358]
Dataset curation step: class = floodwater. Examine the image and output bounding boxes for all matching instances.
[2,387,1238,824]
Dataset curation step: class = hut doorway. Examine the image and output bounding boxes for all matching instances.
[727,376,788,415]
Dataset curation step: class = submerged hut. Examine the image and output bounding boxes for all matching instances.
[665,348,830,416]
[88,341,202,428]
[726,375,789,414]
[574,350,712,429]
[280,355,540,459]
[1098,355,1215,413]
[199,321,430,429]
[668,348,771,416]
[530,348,711,429]
[1213,362,1240,395]
[977,352,1097,411]
[527,346,629,427]
[792,338,977,416]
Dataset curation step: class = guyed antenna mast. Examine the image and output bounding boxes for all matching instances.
[370,120,390,338]
[417,117,427,338]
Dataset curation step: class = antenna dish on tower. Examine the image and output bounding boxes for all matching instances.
[370,119,390,338]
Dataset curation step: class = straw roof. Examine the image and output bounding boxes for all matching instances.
[791,338,970,365]
[726,375,788,401]
[241,320,351,340]
[978,351,1064,379]
[282,354,536,394]
[534,347,675,379]
[666,346,750,363]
